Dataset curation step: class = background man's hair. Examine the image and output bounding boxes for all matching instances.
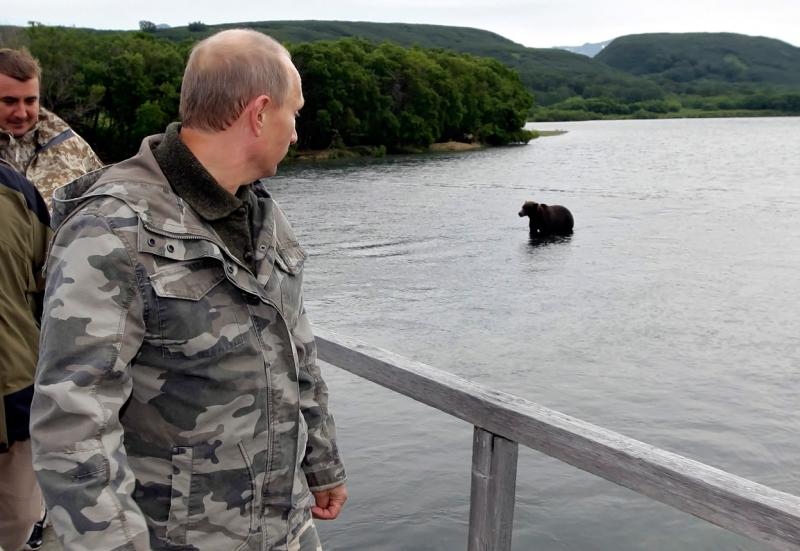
[0,48,41,81]
[180,29,292,131]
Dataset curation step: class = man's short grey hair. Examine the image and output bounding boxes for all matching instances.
[180,29,292,131]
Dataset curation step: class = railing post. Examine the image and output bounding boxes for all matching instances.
[468,426,519,551]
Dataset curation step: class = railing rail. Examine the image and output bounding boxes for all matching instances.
[315,328,800,551]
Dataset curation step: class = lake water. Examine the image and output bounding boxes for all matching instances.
[267,117,800,550]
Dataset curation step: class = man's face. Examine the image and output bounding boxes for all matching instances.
[259,61,303,177]
[0,73,40,138]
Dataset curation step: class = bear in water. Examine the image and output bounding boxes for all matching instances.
[518,201,574,236]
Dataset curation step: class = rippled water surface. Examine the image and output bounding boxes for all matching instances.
[268,118,800,550]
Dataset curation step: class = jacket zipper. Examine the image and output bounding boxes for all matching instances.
[145,220,302,520]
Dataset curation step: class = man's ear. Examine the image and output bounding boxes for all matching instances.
[249,94,271,135]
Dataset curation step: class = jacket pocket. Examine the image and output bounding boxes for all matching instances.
[150,259,248,359]
[166,443,256,549]
[150,258,226,300]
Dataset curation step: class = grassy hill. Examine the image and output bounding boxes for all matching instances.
[595,32,800,92]
[156,20,663,105]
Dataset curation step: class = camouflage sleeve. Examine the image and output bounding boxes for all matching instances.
[83,139,104,172]
[73,133,104,173]
[30,206,151,550]
[293,297,347,492]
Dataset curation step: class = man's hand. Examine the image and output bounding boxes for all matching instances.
[311,484,348,520]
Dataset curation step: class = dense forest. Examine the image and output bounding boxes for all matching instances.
[292,39,534,151]
[1,21,799,160]
[0,25,534,161]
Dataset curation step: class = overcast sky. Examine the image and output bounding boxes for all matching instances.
[2,0,799,48]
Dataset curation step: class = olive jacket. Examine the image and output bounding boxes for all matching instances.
[0,160,50,452]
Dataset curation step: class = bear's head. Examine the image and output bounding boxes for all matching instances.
[518,201,541,219]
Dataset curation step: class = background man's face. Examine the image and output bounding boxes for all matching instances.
[0,74,40,137]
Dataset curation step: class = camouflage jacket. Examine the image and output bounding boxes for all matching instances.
[30,135,346,550]
[0,108,103,207]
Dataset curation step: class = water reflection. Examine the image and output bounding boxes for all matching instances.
[527,233,574,248]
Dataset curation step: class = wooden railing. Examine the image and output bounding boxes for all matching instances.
[315,329,800,551]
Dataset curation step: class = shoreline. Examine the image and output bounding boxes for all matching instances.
[530,109,798,123]
[535,130,568,137]
[287,131,567,162]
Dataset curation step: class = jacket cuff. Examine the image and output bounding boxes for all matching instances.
[305,462,347,492]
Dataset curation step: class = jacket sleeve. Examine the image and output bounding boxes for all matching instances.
[293,296,347,492]
[79,136,105,173]
[30,208,151,550]
[0,183,51,451]
[0,190,36,451]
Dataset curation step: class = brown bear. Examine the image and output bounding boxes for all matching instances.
[518,201,574,236]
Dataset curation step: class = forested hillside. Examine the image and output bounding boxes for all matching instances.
[596,33,800,91]
[586,32,800,119]
[155,20,665,106]
[155,21,800,119]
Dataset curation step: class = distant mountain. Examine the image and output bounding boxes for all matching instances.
[554,40,612,58]
[156,20,662,105]
[595,32,800,90]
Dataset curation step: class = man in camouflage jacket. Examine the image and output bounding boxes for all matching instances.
[30,30,347,551]
[0,48,103,207]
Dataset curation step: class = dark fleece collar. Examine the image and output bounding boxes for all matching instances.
[151,122,244,220]
[151,122,255,270]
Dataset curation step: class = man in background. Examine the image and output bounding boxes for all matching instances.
[31,29,346,550]
[0,48,102,207]
[1,46,103,551]
[0,160,50,551]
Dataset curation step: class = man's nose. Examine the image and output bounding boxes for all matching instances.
[11,101,27,118]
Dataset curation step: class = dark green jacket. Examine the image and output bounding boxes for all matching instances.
[0,160,51,451]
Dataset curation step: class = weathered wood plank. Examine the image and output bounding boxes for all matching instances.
[315,329,800,550]
[468,427,518,551]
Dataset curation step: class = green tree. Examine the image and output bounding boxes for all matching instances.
[26,26,186,159]
[24,27,536,160]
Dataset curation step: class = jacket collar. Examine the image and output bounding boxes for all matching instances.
[52,132,276,256]
[152,122,247,222]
